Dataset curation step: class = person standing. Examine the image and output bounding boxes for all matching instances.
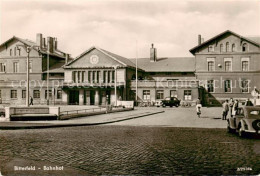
[222,100,229,120]
[196,98,202,118]
[229,98,234,117]
[29,96,33,105]
[232,99,239,116]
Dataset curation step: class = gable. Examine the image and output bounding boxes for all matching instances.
[190,30,260,55]
[65,48,125,68]
[0,38,40,58]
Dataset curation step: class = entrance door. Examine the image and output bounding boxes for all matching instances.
[106,90,111,105]
[90,90,95,105]
[69,90,79,105]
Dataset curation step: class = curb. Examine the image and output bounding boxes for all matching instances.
[0,111,165,130]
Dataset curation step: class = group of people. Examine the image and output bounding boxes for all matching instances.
[222,98,253,120]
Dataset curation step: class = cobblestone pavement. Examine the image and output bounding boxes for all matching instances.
[0,126,259,175]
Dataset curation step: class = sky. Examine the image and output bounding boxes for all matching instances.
[0,0,260,58]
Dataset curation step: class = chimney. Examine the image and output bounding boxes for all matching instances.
[65,53,70,64]
[36,33,42,49]
[53,38,58,50]
[198,34,201,45]
[42,38,46,48]
[150,43,157,62]
[47,37,54,53]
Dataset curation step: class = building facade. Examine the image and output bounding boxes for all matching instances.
[0,34,69,105]
[190,30,260,105]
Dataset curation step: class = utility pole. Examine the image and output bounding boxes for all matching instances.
[135,40,138,103]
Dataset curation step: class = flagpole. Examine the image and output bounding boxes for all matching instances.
[135,40,138,103]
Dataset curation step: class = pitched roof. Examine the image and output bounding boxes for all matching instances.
[246,36,260,45]
[43,62,65,73]
[65,46,140,69]
[129,57,195,72]
[0,36,67,59]
[190,30,260,55]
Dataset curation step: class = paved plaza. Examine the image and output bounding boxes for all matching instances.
[0,107,259,175]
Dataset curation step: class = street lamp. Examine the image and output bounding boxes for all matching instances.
[16,44,38,107]
[113,65,119,107]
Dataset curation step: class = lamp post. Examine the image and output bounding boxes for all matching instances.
[17,44,38,107]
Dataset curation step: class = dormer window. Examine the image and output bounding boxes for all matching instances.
[242,43,248,52]
[231,44,236,52]
[220,44,224,53]
[226,42,230,52]
[208,45,214,52]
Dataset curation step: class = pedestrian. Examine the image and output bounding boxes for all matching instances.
[229,98,234,117]
[29,96,33,105]
[222,100,229,120]
[245,98,254,106]
[232,99,239,116]
[196,98,202,118]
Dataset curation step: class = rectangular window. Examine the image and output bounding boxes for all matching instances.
[224,80,231,93]
[82,71,85,82]
[97,71,100,83]
[107,71,111,83]
[88,71,91,83]
[184,90,192,100]
[225,61,231,71]
[208,61,214,71]
[156,90,164,99]
[170,90,177,98]
[57,90,62,99]
[78,71,81,83]
[72,71,76,82]
[34,90,40,99]
[92,71,96,83]
[207,80,214,93]
[11,90,17,99]
[143,90,150,100]
[241,80,249,93]
[242,61,249,71]
[22,90,26,99]
[45,90,52,99]
[0,63,6,72]
[103,71,107,83]
[13,62,19,73]
[112,71,115,83]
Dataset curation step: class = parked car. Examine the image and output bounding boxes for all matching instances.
[227,106,260,137]
[161,97,180,107]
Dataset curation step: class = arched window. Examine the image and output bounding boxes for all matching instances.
[208,45,214,52]
[231,44,236,52]
[226,42,230,52]
[10,49,12,56]
[220,44,223,52]
[14,47,17,56]
[242,43,247,52]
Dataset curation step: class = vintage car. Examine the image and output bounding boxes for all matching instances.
[227,106,260,137]
[161,97,180,107]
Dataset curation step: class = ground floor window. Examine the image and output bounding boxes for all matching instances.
[156,90,164,99]
[143,90,150,100]
[22,90,26,99]
[57,90,62,99]
[207,80,214,93]
[11,90,17,99]
[241,79,249,93]
[45,90,52,99]
[0,90,1,98]
[34,90,40,99]
[184,90,192,100]
[170,90,177,98]
[224,80,231,93]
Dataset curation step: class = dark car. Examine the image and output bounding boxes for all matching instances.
[161,97,180,107]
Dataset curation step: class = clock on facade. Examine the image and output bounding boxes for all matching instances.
[90,55,99,64]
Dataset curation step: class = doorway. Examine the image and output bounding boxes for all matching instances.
[90,90,95,105]
[69,90,79,105]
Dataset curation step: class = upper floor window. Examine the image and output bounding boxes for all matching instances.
[22,90,26,99]
[241,79,249,93]
[224,80,231,93]
[242,61,249,71]
[231,44,236,52]
[10,49,12,56]
[220,44,224,52]
[72,71,76,82]
[13,62,19,73]
[226,42,230,52]
[0,63,6,72]
[225,61,232,71]
[242,43,248,52]
[208,45,214,52]
[208,61,215,71]
[11,90,17,99]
